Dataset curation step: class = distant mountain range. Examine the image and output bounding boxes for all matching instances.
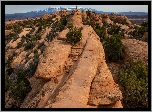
[5,7,148,21]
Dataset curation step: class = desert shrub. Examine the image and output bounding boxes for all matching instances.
[37,42,46,53]
[104,34,124,62]
[46,31,57,42]
[86,20,95,28]
[60,16,68,26]
[16,38,25,49]
[102,20,109,28]
[107,24,121,35]
[132,26,148,40]
[117,60,148,108]
[5,32,17,43]
[24,41,35,51]
[25,53,39,77]
[93,24,106,42]
[12,34,19,42]
[9,69,31,100]
[29,27,35,34]
[5,25,13,30]
[120,19,128,25]
[5,73,11,91]
[56,23,65,32]
[36,26,42,34]
[13,25,23,34]
[35,34,41,40]
[67,23,74,29]
[33,49,38,55]
[66,28,82,45]
[6,56,13,68]
[141,21,148,27]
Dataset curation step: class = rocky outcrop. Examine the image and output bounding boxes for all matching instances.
[109,14,131,25]
[42,14,52,19]
[34,39,71,80]
[122,39,148,66]
[59,9,69,16]
[6,9,125,108]
[44,26,122,108]
[67,9,83,29]
[88,61,123,107]
[88,11,103,26]
[101,13,113,24]
[81,10,87,22]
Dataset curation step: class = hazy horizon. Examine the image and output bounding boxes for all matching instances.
[5,5,148,14]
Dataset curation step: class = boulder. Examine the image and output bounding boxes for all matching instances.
[122,39,148,66]
[34,40,71,80]
[57,28,69,41]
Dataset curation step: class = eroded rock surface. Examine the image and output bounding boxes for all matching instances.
[34,39,71,80]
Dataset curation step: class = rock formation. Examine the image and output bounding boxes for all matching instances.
[109,13,131,25]
[42,14,52,19]
[122,39,148,66]
[7,9,147,108]
[81,10,87,23]
[20,25,123,108]
[101,13,113,24]
[67,9,83,29]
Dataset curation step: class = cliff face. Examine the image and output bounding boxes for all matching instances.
[19,10,123,108]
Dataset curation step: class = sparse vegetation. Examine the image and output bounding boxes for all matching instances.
[25,53,39,77]
[66,27,82,45]
[117,60,148,108]
[93,24,106,42]
[104,34,124,62]
[24,41,36,51]
[9,69,31,100]
[107,24,121,35]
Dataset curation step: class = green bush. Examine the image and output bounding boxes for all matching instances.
[132,26,148,40]
[5,73,11,91]
[107,24,121,35]
[93,24,106,42]
[6,56,13,68]
[25,53,39,77]
[9,69,31,100]
[67,23,74,29]
[117,60,148,108]
[60,16,68,26]
[24,41,35,51]
[104,34,124,62]
[66,28,82,45]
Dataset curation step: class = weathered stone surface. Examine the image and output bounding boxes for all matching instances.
[88,61,123,106]
[34,40,71,80]
[42,14,52,19]
[122,39,148,66]
[44,25,105,108]
[67,9,83,29]
[81,10,87,22]
[20,77,46,108]
[11,51,27,68]
[57,28,69,41]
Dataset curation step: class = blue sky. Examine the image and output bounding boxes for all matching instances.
[5,5,148,14]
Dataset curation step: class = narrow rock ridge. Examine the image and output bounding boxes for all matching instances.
[20,9,123,108]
